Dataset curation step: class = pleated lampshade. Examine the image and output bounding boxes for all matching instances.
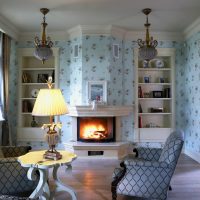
[32,89,68,116]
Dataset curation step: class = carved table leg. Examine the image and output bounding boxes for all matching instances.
[52,164,77,200]
[28,167,50,200]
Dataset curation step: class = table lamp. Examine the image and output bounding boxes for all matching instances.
[32,77,68,160]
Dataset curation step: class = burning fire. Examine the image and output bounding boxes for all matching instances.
[82,124,108,139]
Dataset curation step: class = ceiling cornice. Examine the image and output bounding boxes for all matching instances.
[125,31,184,41]
[19,31,69,41]
[0,15,19,40]
[67,25,82,39]
[0,18,185,43]
[183,16,200,40]
[81,25,112,35]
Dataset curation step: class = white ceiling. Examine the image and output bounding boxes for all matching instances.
[0,0,200,34]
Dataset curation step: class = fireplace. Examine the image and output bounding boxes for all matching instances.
[77,117,115,142]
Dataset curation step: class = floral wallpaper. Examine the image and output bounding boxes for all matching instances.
[176,31,200,156]
[8,33,187,150]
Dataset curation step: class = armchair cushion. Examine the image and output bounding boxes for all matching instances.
[133,147,162,161]
[124,158,172,169]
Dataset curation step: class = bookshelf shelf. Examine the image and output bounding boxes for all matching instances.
[17,48,59,142]
[135,48,175,142]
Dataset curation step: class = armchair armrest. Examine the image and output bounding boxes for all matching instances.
[112,168,124,180]
[0,157,37,196]
[1,146,31,158]
[124,158,172,169]
[133,147,162,161]
[0,157,17,164]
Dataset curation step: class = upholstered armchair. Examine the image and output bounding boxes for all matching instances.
[112,130,184,200]
[0,146,38,199]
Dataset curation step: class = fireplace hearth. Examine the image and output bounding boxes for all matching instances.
[77,117,115,142]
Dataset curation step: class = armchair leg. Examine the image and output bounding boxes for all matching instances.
[169,185,172,191]
[111,162,126,200]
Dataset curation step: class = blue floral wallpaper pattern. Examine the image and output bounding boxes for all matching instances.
[176,32,200,156]
[8,34,190,150]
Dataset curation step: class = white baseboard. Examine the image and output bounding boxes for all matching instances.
[184,149,200,163]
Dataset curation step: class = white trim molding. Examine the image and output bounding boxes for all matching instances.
[67,25,82,39]
[183,16,200,39]
[0,15,19,40]
[125,31,183,41]
[184,149,200,163]
[15,24,186,42]
[19,31,69,41]
[67,105,134,117]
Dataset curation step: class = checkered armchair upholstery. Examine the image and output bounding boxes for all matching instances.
[133,147,162,161]
[112,130,184,200]
[0,146,38,198]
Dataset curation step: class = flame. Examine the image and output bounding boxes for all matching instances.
[82,124,107,139]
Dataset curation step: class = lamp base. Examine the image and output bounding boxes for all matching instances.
[43,150,62,160]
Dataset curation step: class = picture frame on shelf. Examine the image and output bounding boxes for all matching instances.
[87,81,107,104]
[152,91,163,98]
[37,74,49,83]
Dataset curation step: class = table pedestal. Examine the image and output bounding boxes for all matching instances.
[27,164,77,200]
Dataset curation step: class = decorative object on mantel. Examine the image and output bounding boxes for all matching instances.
[137,8,158,61]
[87,81,107,105]
[32,76,68,160]
[91,100,98,110]
[34,8,53,64]
[67,105,134,117]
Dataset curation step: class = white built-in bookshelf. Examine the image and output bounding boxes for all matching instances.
[17,48,59,142]
[134,48,175,142]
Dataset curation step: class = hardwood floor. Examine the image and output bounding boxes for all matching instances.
[51,154,200,200]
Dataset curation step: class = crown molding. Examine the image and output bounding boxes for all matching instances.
[183,16,200,39]
[0,15,19,40]
[125,31,183,41]
[17,25,184,42]
[19,31,69,41]
[67,25,127,40]
[81,25,112,35]
[111,26,126,40]
[67,25,82,39]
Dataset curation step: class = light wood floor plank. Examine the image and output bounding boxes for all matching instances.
[50,154,200,200]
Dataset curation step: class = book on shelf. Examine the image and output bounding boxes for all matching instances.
[138,103,143,113]
[138,116,143,128]
[164,88,171,98]
[138,86,144,98]
[22,100,32,112]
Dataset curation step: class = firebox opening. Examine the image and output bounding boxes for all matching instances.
[77,117,115,142]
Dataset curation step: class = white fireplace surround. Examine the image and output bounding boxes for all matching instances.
[67,105,133,117]
[64,105,134,159]
[68,105,133,141]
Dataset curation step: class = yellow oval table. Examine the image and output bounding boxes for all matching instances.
[18,150,77,200]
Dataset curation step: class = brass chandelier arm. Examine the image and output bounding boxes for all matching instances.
[34,8,53,64]
[137,8,158,61]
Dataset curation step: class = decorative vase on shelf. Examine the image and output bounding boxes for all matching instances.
[31,116,38,127]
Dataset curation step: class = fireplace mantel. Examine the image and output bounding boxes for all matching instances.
[67,105,134,117]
